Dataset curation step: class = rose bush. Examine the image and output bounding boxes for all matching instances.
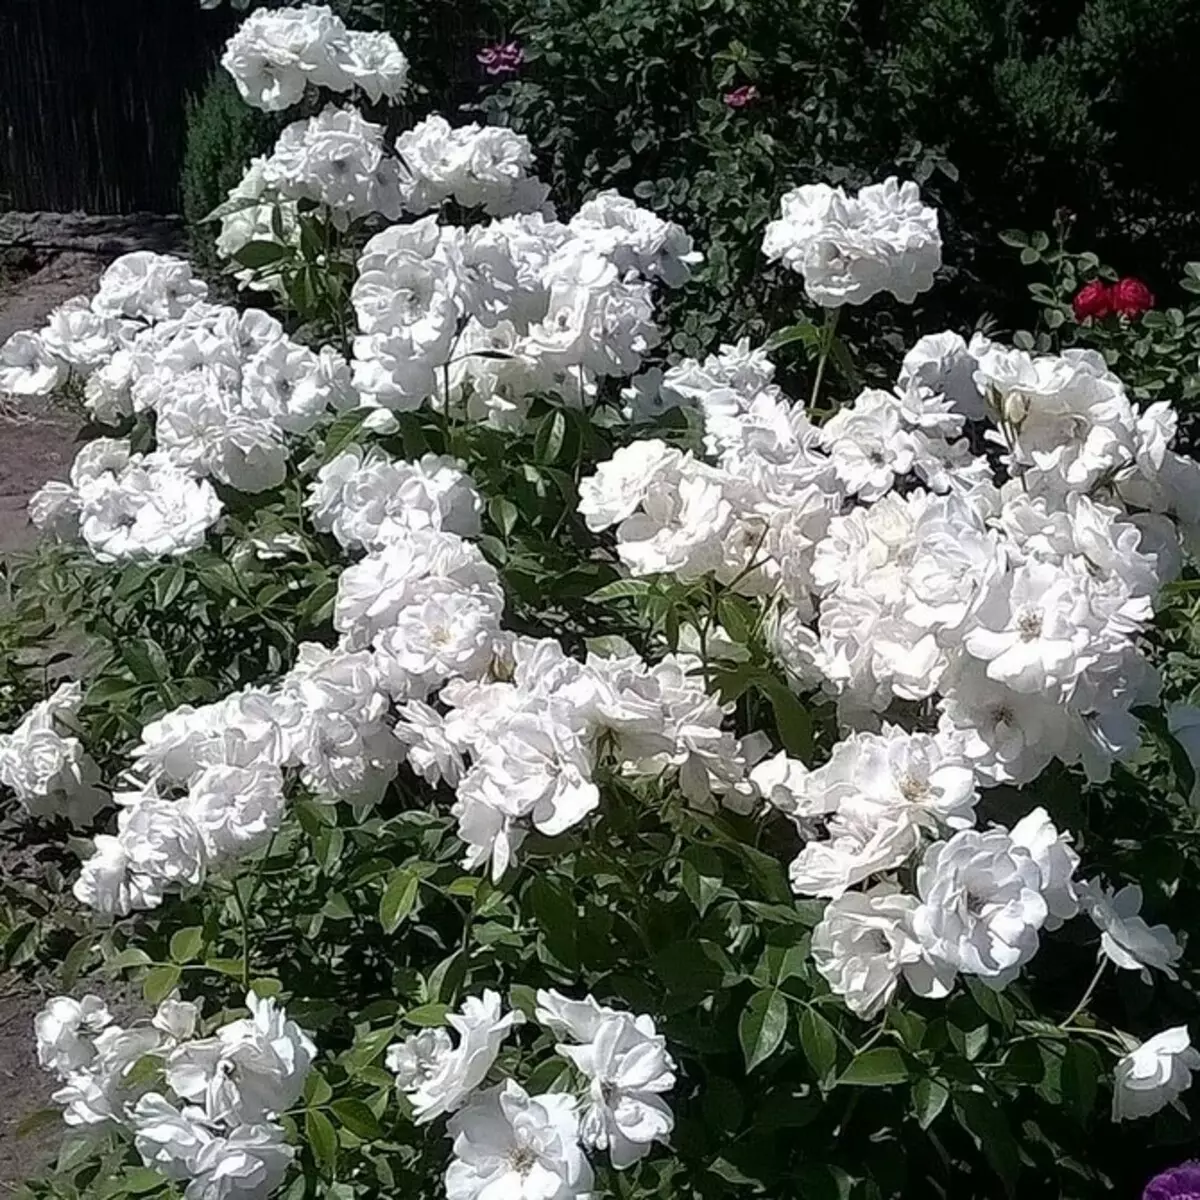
[3,6,1200,1200]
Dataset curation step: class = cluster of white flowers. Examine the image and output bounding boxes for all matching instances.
[4,252,364,560]
[35,990,313,1199]
[222,4,409,111]
[761,177,942,307]
[0,683,105,825]
[574,208,1200,1046]
[349,197,695,420]
[72,641,407,916]
[386,988,675,1200]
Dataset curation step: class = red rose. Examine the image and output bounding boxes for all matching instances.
[1112,276,1155,318]
[1072,279,1112,322]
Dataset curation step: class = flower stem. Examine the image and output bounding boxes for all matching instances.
[232,881,252,992]
[1060,958,1108,1029]
[810,306,842,414]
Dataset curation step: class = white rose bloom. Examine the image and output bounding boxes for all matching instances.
[156,370,288,494]
[0,682,107,824]
[153,998,202,1044]
[964,561,1095,696]
[534,990,675,1167]
[1112,1027,1200,1122]
[52,1022,168,1127]
[812,885,953,1018]
[73,833,141,916]
[265,105,404,228]
[78,455,223,563]
[132,688,286,787]
[40,299,124,374]
[578,440,685,531]
[387,989,523,1123]
[28,480,82,539]
[334,530,503,647]
[446,1081,593,1200]
[132,1093,294,1200]
[35,995,112,1077]
[242,338,352,436]
[307,447,482,550]
[395,699,467,787]
[1008,806,1080,929]
[115,798,208,903]
[762,177,940,307]
[337,30,410,103]
[92,253,207,322]
[221,3,347,111]
[180,764,287,864]
[1080,880,1183,981]
[166,992,315,1125]
[569,189,702,288]
[897,331,986,420]
[912,827,1049,988]
[788,811,922,899]
[0,329,66,395]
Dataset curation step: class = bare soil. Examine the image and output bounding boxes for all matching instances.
[0,250,107,1191]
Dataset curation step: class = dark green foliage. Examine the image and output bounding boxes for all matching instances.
[180,69,280,271]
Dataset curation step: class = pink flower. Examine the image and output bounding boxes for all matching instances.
[723,84,760,109]
[478,41,524,77]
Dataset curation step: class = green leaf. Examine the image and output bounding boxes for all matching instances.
[169,926,204,964]
[403,1003,451,1027]
[320,410,371,464]
[305,1108,338,1175]
[235,239,292,269]
[954,1093,1019,1187]
[1061,1040,1101,1124]
[739,988,788,1072]
[344,1026,396,1074]
[534,409,567,463]
[838,1047,909,1087]
[143,964,181,1006]
[379,868,420,934]
[798,1007,838,1080]
[488,496,519,538]
[794,1164,853,1200]
[16,1108,62,1138]
[680,845,723,916]
[761,678,812,760]
[911,1077,949,1129]
[305,1071,334,1106]
[763,321,819,352]
[331,1098,383,1139]
[60,933,95,990]
[588,579,654,603]
[123,1167,169,1194]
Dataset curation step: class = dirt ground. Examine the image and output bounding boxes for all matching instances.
[0,251,107,1191]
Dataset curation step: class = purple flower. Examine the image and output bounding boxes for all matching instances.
[723,84,760,109]
[478,41,524,77]
[1146,1164,1200,1200]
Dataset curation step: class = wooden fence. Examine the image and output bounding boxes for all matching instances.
[0,0,233,214]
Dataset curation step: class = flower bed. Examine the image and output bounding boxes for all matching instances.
[2,5,1200,1199]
